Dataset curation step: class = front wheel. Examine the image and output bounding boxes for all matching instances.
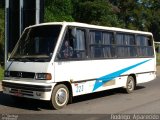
[125,76,135,94]
[50,84,69,110]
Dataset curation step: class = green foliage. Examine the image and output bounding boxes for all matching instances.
[0,8,4,45]
[73,0,123,27]
[110,0,143,30]
[142,0,160,42]
[109,0,160,41]
[44,0,74,22]
[156,53,160,65]
[0,66,4,80]
[0,7,4,65]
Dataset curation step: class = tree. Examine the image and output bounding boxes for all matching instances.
[0,2,5,64]
[73,0,123,27]
[109,0,143,29]
[142,0,160,42]
[44,0,74,22]
[109,0,160,41]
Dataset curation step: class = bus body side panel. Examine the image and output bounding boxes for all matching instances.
[136,72,156,84]
[54,58,156,97]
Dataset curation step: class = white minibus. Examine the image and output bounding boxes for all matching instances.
[2,22,156,109]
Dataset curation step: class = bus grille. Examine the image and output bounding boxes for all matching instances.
[9,71,35,78]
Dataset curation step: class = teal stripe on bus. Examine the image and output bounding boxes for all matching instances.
[92,59,151,91]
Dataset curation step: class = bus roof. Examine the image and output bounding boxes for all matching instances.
[27,22,153,36]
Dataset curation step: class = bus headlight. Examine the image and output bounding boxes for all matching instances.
[35,73,52,80]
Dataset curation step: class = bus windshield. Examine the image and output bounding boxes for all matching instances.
[10,25,62,62]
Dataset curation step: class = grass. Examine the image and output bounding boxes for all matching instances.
[156,53,160,65]
[0,66,4,80]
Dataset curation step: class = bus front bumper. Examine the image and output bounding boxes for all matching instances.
[2,80,55,101]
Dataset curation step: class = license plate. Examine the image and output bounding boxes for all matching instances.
[14,90,23,97]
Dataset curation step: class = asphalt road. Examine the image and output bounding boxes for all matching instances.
[0,67,160,120]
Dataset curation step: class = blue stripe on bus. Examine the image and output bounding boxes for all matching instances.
[92,59,151,92]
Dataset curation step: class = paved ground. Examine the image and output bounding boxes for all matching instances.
[0,67,160,120]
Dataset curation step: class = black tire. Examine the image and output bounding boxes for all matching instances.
[125,76,135,94]
[50,84,69,110]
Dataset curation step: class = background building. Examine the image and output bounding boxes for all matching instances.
[5,0,44,62]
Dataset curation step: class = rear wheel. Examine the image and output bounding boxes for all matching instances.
[50,84,69,110]
[125,76,135,93]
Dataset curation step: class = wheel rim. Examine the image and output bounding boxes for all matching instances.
[55,88,68,106]
[127,78,134,91]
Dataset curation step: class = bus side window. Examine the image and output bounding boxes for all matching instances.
[147,36,153,46]
[73,29,86,59]
[90,31,104,58]
[58,28,86,60]
[58,29,74,59]
[136,35,154,57]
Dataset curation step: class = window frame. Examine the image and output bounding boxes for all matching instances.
[89,29,115,59]
[55,26,155,62]
[55,26,88,61]
[136,34,154,57]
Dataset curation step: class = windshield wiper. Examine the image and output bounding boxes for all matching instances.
[9,57,31,62]
[9,56,50,62]
[32,58,49,62]
[20,58,31,62]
